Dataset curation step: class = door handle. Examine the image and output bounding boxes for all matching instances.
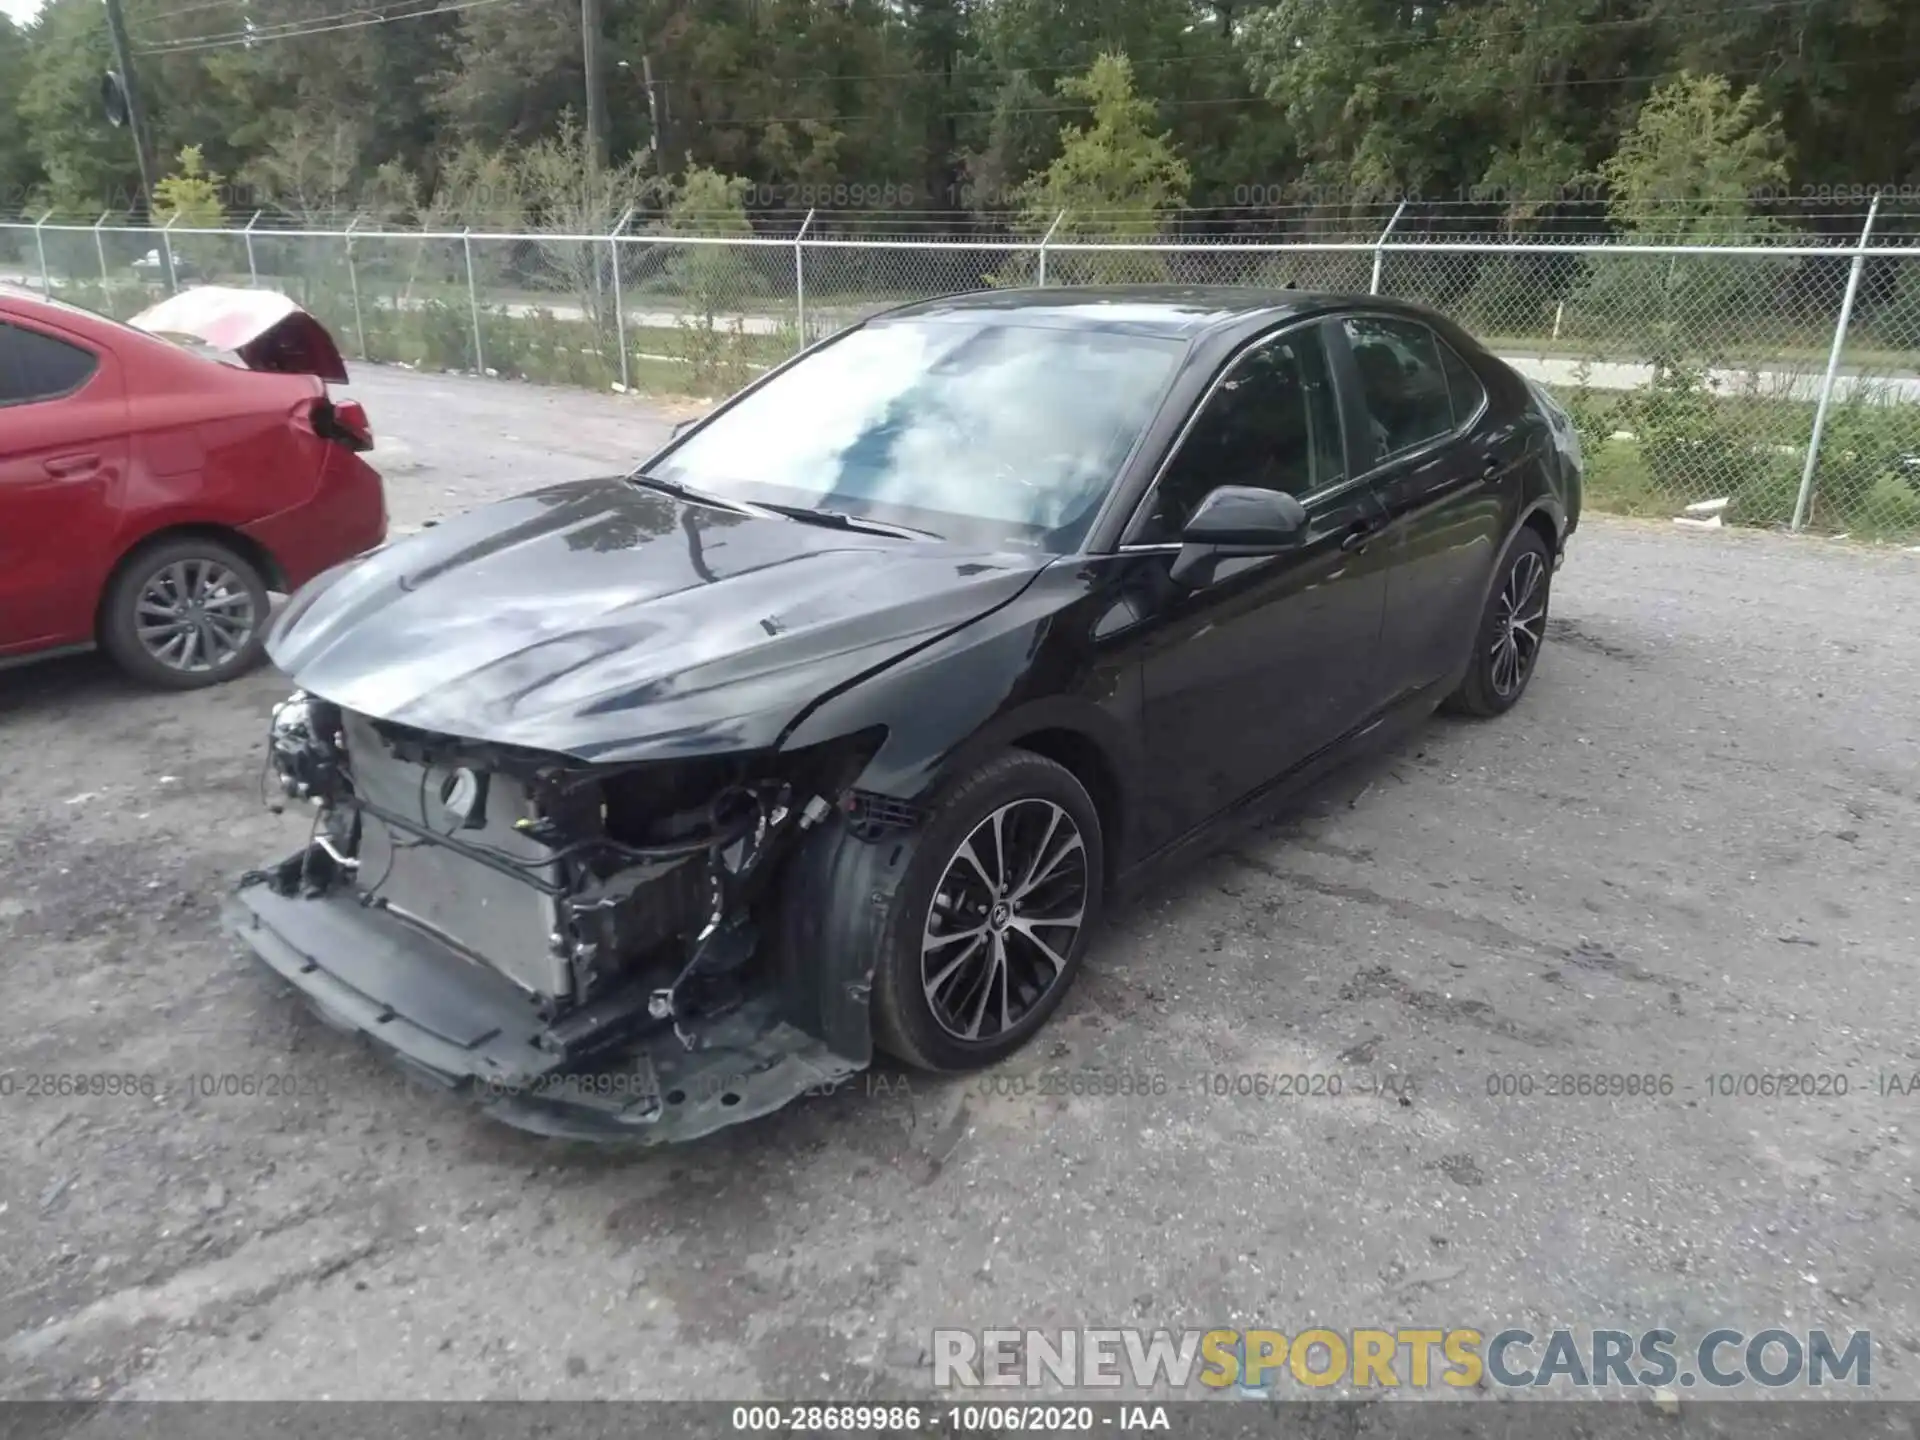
[44,453,102,478]
[1482,453,1504,477]
[1340,519,1384,553]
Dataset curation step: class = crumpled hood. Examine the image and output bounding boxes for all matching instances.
[267,477,1047,761]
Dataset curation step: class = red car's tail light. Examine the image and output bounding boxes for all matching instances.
[312,397,374,453]
[333,400,373,450]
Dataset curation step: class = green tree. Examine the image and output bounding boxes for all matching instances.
[240,120,363,223]
[16,0,132,214]
[966,0,1245,212]
[435,0,584,154]
[4,0,1911,253]
[152,145,227,227]
[0,17,43,215]
[1010,53,1190,282]
[1019,54,1191,237]
[1568,73,1792,364]
[1572,74,1795,512]
[660,164,757,389]
[1593,71,1790,238]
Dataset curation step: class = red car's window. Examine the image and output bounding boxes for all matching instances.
[0,321,99,407]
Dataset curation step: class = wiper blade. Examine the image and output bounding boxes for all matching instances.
[756,503,938,541]
[626,472,756,514]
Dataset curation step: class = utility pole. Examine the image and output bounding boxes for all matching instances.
[102,0,158,214]
[581,0,608,170]
[641,54,662,162]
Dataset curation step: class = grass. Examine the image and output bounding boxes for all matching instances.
[1578,431,1920,541]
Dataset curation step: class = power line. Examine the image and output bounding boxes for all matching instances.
[137,0,526,55]
[140,0,452,52]
[138,0,248,26]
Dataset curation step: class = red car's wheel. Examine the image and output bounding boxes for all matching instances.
[99,536,271,690]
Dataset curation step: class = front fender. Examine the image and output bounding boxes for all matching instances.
[776,560,1143,807]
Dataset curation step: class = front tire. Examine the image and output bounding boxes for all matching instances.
[100,536,270,690]
[1443,529,1552,718]
[869,751,1104,1072]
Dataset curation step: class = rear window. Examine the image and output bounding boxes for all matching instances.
[1341,316,1454,462]
[1440,340,1488,425]
[0,322,99,405]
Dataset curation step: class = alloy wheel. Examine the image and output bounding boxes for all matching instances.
[921,799,1089,1042]
[135,558,259,674]
[1489,549,1547,698]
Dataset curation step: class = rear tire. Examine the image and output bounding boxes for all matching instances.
[1442,529,1552,718]
[100,536,270,690]
[868,750,1104,1073]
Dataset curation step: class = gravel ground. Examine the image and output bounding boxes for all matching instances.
[3,365,1919,1406]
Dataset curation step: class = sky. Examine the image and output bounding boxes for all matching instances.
[2,0,42,24]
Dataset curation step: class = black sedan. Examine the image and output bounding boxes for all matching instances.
[229,286,1582,1142]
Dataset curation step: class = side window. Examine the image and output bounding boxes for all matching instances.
[1341,316,1454,465]
[1134,326,1345,543]
[1440,340,1488,426]
[0,321,99,406]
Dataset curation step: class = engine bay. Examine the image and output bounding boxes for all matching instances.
[241,688,881,1133]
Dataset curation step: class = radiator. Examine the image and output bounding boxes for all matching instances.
[343,712,571,1000]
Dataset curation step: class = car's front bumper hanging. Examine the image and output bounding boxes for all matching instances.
[223,867,859,1144]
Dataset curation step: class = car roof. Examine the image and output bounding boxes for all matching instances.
[872,284,1406,341]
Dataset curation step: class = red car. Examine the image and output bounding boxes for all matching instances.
[0,286,386,688]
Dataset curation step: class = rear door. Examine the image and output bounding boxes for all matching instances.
[0,316,130,652]
[1328,314,1523,700]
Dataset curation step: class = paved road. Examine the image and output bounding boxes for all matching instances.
[3,368,1919,1408]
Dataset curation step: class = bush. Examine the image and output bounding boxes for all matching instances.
[1558,364,1622,460]
[672,315,760,395]
[1809,394,1920,532]
[414,298,475,371]
[1628,361,1797,518]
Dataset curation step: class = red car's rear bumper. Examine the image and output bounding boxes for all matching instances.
[242,450,387,592]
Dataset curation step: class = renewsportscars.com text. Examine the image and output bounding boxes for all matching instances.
[933,1326,1872,1392]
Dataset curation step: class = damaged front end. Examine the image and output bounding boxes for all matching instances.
[227,690,887,1142]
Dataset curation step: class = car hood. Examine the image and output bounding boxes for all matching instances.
[129,286,349,383]
[267,477,1049,762]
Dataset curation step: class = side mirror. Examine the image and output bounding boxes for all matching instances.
[1168,486,1309,587]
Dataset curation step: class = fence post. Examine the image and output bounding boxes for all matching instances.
[1036,209,1066,287]
[1792,196,1880,534]
[462,228,485,375]
[160,213,179,294]
[244,210,261,288]
[610,205,634,392]
[343,217,368,360]
[794,207,815,353]
[1370,199,1407,296]
[93,212,111,296]
[33,211,53,297]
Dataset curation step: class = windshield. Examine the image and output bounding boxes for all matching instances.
[639,317,1186,552]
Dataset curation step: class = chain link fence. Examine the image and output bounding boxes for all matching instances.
[4,213,1916,543]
